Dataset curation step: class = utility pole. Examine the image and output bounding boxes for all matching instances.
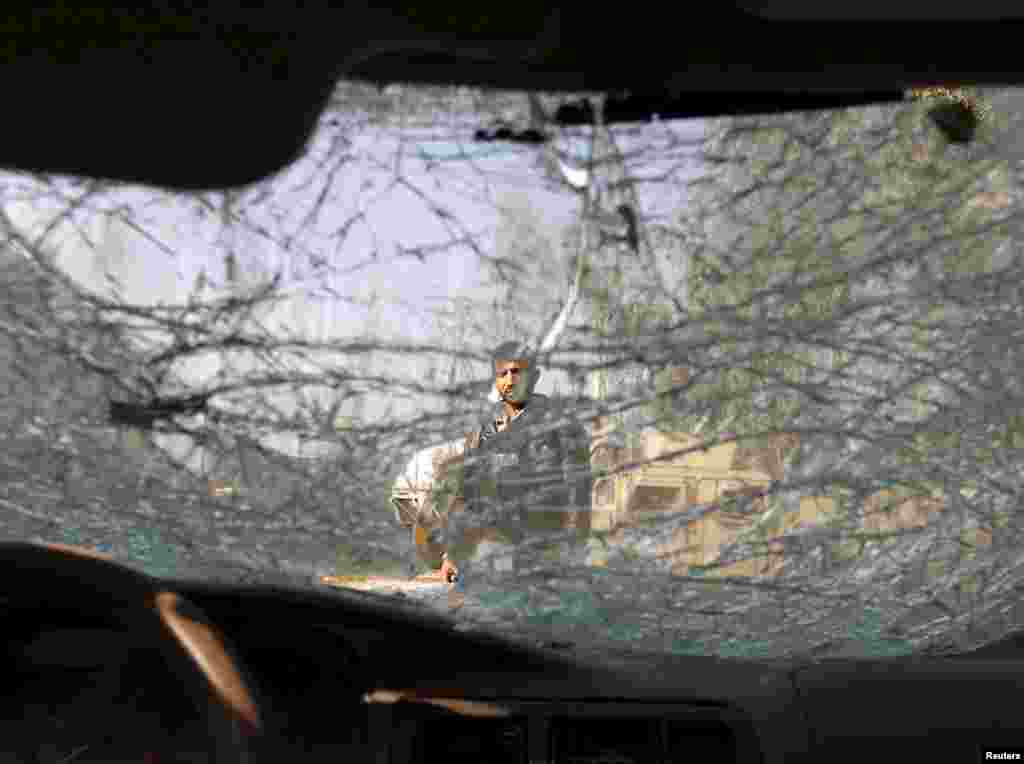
[572,100,648,527]
[536,93,649,433]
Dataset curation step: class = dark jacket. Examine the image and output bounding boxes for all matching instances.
[445,394,592,564]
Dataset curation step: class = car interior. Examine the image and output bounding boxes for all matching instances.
[2,4,1024,763]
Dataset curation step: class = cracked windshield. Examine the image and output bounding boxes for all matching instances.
[6,82,1024,660]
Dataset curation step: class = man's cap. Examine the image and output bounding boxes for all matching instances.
[491,340,531,364]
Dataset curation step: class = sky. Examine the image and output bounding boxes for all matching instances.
[1,97,705,462]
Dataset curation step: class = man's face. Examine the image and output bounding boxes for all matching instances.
[494,359,531,403]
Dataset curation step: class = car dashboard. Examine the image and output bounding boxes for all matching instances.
[2,542,1024,764]
[1,628,758,763]
[0,609,758,764]
[374,700,749,763]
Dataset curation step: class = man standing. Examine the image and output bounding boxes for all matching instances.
[439,340,592,586]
